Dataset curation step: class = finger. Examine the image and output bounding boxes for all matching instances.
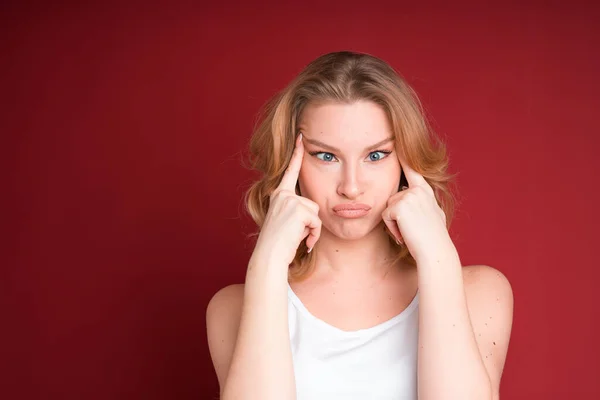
[297,197,319,214]
[278,133,304,192]
[381,208,403,245]
[383,224,403,246]
[302,209,322,252]
[397,153,427,189]
[276,192,318,214]
[386,185,409,205]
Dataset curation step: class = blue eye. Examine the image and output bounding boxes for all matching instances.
[314,152,336,162]
[369,151,389,161]
[308,150,392,163]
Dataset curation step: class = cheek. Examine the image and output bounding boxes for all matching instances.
[373,168,401,196]
[297,166,314,196]
[298,167,328,199]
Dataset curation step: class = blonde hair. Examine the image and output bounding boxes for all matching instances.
[242,50,458,282]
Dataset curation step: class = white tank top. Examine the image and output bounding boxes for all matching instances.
[287,283,419,400]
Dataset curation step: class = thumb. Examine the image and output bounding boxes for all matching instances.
[382,211,403,245]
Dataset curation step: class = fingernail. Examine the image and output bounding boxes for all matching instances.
[307,246,312,253]
[299,133,303,141]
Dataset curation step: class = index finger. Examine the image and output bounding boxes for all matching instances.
[278,133,304,191]
[397,152,427,188]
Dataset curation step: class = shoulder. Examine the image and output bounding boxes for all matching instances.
[206,283,245,334]
[207,283,245,315]
[462,264,513,304]
[461,265,514,392]
[206,284,245,388]
[461,264,514,325]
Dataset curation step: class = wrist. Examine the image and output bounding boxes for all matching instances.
[414,238,460,268]
[248,250,290,281]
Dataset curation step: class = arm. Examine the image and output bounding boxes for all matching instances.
[206,254,296,400]
[207,132,319,399]
[416,244,513,400]
[463,264,514,400]
[206,283,244,397]
[383,157,513,399]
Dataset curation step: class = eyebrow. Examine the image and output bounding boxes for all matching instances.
[303,136,395,152]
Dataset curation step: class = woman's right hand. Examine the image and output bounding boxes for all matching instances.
[252,133,322,267]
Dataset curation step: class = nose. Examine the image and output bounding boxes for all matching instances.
[336,163,364,199]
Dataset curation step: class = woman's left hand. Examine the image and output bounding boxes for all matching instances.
[381,156,454,264]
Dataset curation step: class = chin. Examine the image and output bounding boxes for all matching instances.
[327,218,379,240]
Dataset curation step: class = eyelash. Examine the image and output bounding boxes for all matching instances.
[308,150,392,163]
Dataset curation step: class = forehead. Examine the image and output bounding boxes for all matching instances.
[298,100,392,143]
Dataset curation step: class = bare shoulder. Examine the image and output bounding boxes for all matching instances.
[462,264,514,330]
[462,265,514,395]
[462,264,513,304]
[207,283,245,316]
[206,283,245,390]
[462,265,512,291]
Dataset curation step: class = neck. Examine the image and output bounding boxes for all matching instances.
[312,222,400,283]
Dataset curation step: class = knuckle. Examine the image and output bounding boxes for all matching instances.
[413,186,425,195]
[387,192,400,205]
[272,189,291,204]
[403,191,417,201]
[283,194,298,207]
[393,204,406,218]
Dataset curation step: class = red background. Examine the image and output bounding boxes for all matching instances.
[3,1,599,399]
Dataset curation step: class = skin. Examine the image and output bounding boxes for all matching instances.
[207,100,513,399]
[297,100,402,276]
[296,100,512,399]
[292,99,418,332]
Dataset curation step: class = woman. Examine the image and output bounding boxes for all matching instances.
[206,51,513,400]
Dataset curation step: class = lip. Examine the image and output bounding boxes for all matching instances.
[333,203,371,211]
[332,203,371,218]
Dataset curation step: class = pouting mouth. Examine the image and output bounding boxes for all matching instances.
[332,203,371,212]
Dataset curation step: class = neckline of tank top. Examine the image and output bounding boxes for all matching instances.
[287,283,419,336]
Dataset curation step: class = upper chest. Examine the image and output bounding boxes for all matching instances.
[289,269,418,332]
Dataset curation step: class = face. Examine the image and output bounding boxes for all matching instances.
[297,100,402,240]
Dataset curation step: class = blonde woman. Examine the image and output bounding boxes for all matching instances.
[207,51,513,400]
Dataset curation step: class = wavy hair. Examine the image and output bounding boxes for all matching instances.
[242,50,458,282]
